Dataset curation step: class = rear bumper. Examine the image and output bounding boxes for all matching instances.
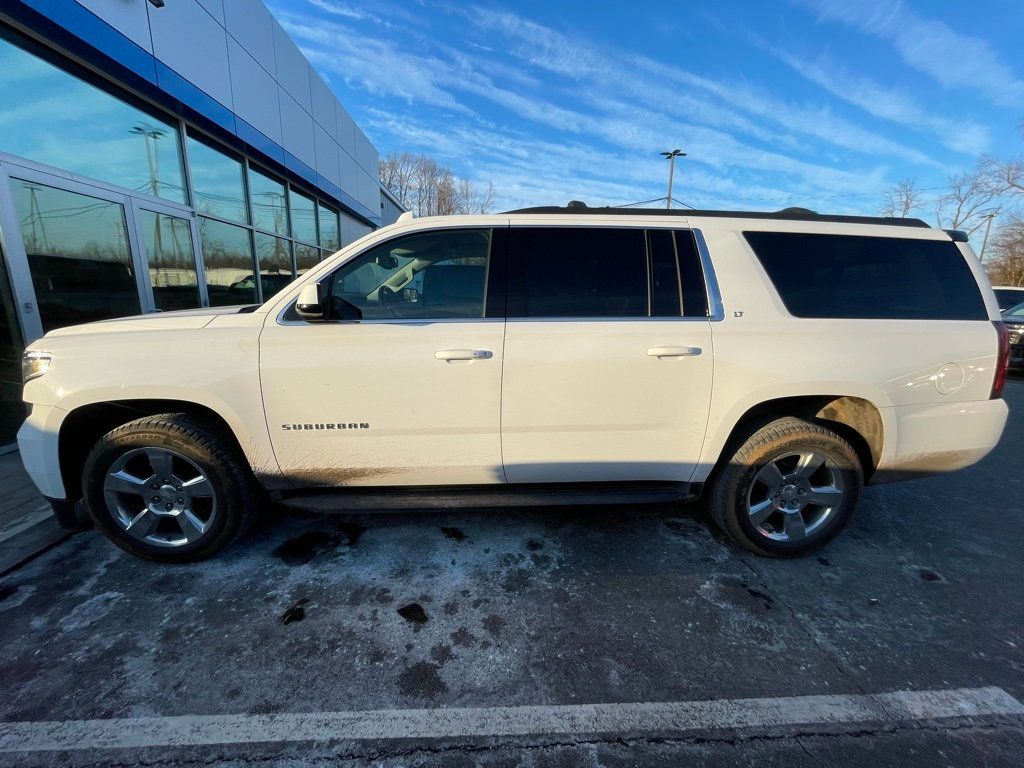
[873,398,1009,483]
[16,403,67,499]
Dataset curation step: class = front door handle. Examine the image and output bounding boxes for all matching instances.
[646,346,702,358]
[435,349,493,361]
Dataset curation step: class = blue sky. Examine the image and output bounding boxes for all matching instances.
[269,0,1024,215]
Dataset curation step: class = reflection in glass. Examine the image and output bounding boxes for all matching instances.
[0,242,25,442]
[199,217,256,306]
[9,179,140,332]
[289,188,317,245]
[187,135,248,224]
[295,243,320,275]
[0,34,186,203]
[139,210,200,311]
[249,167,289,236]
[318,204,340,250]
[255,233,294,300]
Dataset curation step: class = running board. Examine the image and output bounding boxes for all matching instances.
[278,482,700,513]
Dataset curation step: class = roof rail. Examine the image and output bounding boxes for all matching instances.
[502,202,930,229]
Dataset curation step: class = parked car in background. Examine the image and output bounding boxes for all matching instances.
[1002,301,1024,371]
[18,206,1011,562]
[993,286,1024,313]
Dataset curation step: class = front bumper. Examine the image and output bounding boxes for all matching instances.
[16,403,68,500]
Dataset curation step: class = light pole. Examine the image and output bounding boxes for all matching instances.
[660,149,686,209]
[979,212,997,263]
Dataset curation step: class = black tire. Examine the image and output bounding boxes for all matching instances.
[710,417,862,557]
[82,413,256,562]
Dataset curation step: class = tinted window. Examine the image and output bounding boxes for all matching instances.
[328,230,490,320]
[188,135,248,224]
[647,230,681,317]
[289,189,317,245]
[743,232,987,320]
[0,32,186,203]
[510,228,648,317]
[199,217,256,306]
[994,288,1024,311]
[248,167,289,236]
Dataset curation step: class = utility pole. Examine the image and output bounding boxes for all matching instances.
[979,212,997,263]
[660,149,686,209]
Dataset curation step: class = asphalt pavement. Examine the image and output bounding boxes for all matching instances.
[1,378,1023,766]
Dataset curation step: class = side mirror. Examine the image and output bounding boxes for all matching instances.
[295,283,326,321]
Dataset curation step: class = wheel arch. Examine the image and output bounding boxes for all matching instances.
[701,394,885,485]
[58,399,260,503]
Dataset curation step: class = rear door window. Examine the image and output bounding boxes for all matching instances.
[743,232,987,320]
[508,227,649,317]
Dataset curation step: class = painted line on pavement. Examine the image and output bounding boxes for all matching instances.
[1,686,1021,753]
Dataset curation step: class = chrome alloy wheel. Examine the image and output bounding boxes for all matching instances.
[103,447,217,548]
[746,451,844,542]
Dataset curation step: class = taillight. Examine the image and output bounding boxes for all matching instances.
[992,322,1010,399]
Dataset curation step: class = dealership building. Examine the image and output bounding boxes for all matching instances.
[0,0,404,443]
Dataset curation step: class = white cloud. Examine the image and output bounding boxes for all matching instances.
[795,0,1024,108]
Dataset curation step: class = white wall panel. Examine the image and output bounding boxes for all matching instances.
[314,124,341,187]
[223,0,275,75]
[278,88,316,169]
[227,38,282,143]
[309,66,336,138]
[271,19,311,111]
[149,0,233,108]
[195,0,224,25]
[75,0,153,53]
[339,149,358,192]
[335,102,357,155]
[353,127,378,175]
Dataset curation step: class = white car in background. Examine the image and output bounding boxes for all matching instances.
[18,204,1010,561]
[993,286,1024,313]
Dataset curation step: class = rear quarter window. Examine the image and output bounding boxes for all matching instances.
[742,232,987,321]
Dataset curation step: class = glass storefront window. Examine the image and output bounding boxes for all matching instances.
[9,179,140,332]
[249,167,289,237]
[0,33,186,203]
[0,241,25,443]
[254,232,294,300]
[199,217,256,306]
[187,135,248,224]
[289,188,317,245]
[295,243,320,276]
[318,203,340,251]
[139,210,201,311]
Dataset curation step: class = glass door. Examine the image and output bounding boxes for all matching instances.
[131,200,205,311]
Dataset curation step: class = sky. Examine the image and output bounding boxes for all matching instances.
[268,0,1024,216]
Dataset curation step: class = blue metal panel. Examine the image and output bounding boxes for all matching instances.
[236,118,285,166]
[155,61,236,134]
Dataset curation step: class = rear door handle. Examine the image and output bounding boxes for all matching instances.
[646,346,702,358]
[435,349,493,361]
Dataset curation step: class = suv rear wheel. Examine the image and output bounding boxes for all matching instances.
[710,417,862,557]
[82,413,256,562]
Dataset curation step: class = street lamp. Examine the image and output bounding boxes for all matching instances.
[660,149,686,209]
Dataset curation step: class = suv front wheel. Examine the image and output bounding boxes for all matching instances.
[82,413,256,563]
[710,417,863,557]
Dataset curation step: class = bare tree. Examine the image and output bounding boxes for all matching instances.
[985,216,1024,287]
[880,179,923,218]
[980,155,1024,202]
[936,171,1002,235]
[379,152,495,216]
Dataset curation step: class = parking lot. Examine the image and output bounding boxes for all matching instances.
[0,379,1021,767]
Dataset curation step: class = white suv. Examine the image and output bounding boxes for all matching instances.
[17,206,1011,561]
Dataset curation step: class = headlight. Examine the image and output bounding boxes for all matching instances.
[22,351,52,383]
